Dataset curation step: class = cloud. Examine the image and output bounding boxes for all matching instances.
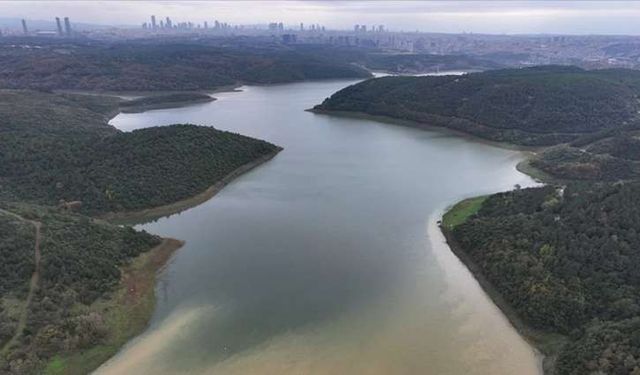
[0,1,639,34]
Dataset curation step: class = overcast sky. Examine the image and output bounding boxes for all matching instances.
[2,1,640,35]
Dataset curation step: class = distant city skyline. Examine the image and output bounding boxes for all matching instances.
[1,1,640,35]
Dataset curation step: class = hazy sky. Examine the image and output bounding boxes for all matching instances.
[2,1,640,35]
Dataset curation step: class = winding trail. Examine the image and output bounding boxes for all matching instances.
[0,208,42,355]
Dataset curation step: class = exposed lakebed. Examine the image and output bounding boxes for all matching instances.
[98,79,540,374]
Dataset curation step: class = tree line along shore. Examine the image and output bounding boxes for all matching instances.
[4,36,640,374]
[316,66,640,375]
[314,66,640,182]
[0,37,504,374]
[0,86,281,374]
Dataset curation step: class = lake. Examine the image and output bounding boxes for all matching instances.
[98,79,540,374]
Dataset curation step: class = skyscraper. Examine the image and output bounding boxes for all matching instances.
[151,15,157,29]
[21,19,28,34]
[64,17,72,35]
[55,17,63,35]
[166,16,172,28]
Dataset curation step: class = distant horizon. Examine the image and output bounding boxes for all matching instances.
[2,16,640,38]
[1,1,640,36]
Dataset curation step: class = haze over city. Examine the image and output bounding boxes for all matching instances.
[1,0,640,35]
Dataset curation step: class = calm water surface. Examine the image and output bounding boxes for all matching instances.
[98,79,540,374]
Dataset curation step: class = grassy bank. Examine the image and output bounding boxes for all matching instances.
[440,198,566,374]
[441,196,487,229]
[43,238,183,375]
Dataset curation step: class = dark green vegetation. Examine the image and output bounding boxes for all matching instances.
[447,184,640,374]
[326,64,640,373]
[0,90,281,215]
[316,65,640,180]
[0,203,160,374]
[314,66,640,147]
[0,39,371,91]
[119,92,214,113]
[0,86,281,373]
[0,36,510,92]
[531,131,640,182]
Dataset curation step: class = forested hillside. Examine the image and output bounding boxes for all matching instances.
[530,130,640,181]
[314,66,640,146]
[0,203,162,374]
[0,88,281,373]
[0,90,281,215]
[0,40,371,91]
[310,52,640,374]
[361,53,502,73]
[447,183,640,374]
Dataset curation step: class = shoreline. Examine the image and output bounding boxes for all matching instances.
[101,149,282,225]
[515,157,558,184]
[44,238,184,375]
[59,84,244,123]
[370,68,483,77]
[308,108,544,153]
[439,205,567,375]
[56,83,243,100]
[439,225,567,374]
[68,94,281,372]
[119,96,216,114]
[309,108,556,184]
[312,107,564,373]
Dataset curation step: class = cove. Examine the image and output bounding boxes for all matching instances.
[97,79,540,374]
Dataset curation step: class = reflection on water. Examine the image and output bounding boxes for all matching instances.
[97,79,540,374]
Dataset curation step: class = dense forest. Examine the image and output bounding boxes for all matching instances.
[314,66,640,146]
[0,203,161,374]
[447,183,640,374]
[306,51,640,373]
[0,90,281,215]
[0,87,281,373]
[0,37,513,92]
[530,130,640,181]
[0,39,371,91]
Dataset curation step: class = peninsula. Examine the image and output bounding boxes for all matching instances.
[0,88,281,374]
[313,66,640,181]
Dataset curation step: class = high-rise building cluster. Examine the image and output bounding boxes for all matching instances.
[63,17,72,35]
[142,15,234,32]
[268,22,284,32]
[354,24,385,33]
[16,17,73,36]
